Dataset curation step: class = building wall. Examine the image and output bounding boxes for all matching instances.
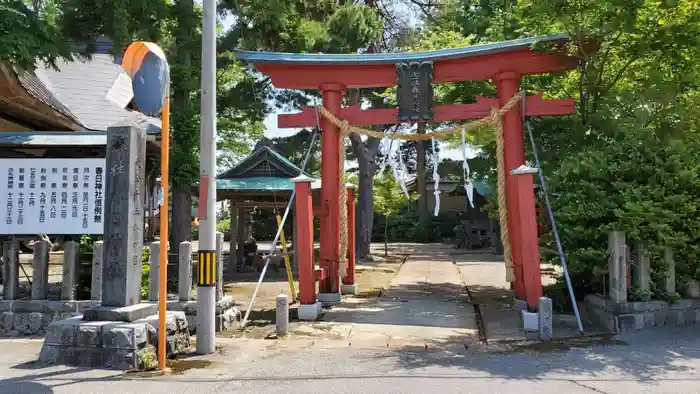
[420,182,488,216]
[0,116,31,132]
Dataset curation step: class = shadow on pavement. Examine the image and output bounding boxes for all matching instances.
[0,381,54,394]
[379,317,700,382]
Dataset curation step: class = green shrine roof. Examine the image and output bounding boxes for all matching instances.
[217,145,318,192]
[217,176,320,191]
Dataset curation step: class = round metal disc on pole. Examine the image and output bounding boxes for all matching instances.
[122,42,170,117]
[196,0,217,355]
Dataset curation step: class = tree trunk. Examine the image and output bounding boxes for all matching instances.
[168,0,195,261]
[416,123,428,241]
[355,155,375,259]
[347,88,383,260]
[384,214,388,257]
[169,184,192,251]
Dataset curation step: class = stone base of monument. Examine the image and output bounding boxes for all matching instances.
[82,303,159,322]
[584,294,700,333]
[168,295,241,334]
[38,310,191,370]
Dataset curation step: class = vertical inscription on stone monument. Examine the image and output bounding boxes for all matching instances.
[102,126,147,307]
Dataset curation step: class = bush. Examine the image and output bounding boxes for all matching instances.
[371,209,469,243]
[216,219,230,238]
[191,223,199,240]
[140,248,178,298]
[546,127,700,300]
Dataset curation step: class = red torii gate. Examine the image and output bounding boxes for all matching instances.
[235,34,578,314]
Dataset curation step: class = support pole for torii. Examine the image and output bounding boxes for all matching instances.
[196,0,217,355]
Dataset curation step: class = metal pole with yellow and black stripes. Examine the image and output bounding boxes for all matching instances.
[197,250,217,287]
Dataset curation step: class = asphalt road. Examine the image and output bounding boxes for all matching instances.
[2,325,700,394]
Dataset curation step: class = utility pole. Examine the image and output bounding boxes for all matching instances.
[196,0,217,355]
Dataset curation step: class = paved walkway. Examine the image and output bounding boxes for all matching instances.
[320,244,478,348]
[454,253,520,341]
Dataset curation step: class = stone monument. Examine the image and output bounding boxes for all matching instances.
[82,125,156,321]
[38,126,190,370]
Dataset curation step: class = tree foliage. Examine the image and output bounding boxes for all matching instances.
[0,0,73,70]
[373,172,414,218]
[425,0,700,297]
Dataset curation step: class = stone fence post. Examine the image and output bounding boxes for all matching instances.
[2,239,19,300]
[31,240,50,300]
[91,241,103,301]
[62,241,79,301]
[148,241,160,302]
[664,247,676,294]
[633,242,651,294]
[216,232,224,301]
[608,231,627,303]
[178,241,193,301]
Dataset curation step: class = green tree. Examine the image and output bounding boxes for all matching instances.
[427,0,700,298]
[0,0,72,70]
[373,172,415,256]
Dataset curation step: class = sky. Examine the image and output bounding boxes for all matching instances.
[215,2,477,162]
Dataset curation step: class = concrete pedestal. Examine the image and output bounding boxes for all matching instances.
[298,302,323,321]
[318,292,341,307]
[341,284,359,295]
[522,310,538,332]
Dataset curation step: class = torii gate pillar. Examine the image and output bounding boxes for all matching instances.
[494,72,528,301]
[318,84,344,297]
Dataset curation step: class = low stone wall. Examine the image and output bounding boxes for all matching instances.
[168,295,241,334]
[39,311,190,370]
[584,294,700,333]
[0,297,240,337]
[0,300,99,336]
[584,231,700,333]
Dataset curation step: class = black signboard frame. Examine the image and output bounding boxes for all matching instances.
[396,61,434,122]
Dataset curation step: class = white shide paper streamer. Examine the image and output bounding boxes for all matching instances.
[431,136,441,216]
[461,128,475,208]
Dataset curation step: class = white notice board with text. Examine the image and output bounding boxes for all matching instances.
[0,158,106,235]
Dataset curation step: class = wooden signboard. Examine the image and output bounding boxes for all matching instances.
[396,61,434,122]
